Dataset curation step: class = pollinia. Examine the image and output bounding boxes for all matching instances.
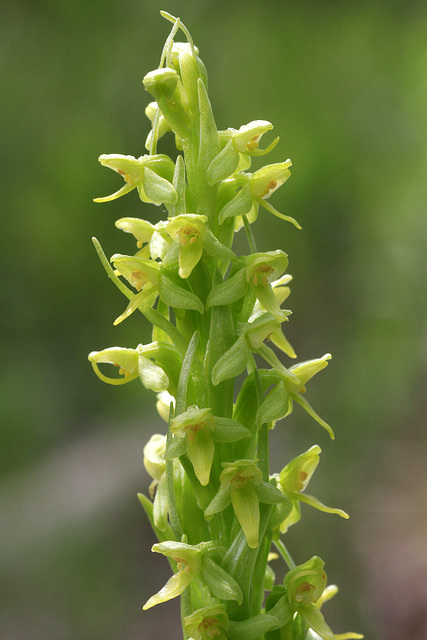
[89,12,362,640]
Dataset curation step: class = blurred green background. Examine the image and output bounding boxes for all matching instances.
[2,0,426,638]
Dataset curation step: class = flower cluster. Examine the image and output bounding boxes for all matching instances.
[89,11,362,640]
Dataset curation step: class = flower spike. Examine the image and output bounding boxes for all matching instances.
[89,15,359,640]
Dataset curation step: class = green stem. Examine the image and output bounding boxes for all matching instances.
[273,538,296,570]
[253,365,269,482]
[180,587,191,640]
[243,215,257,254]
[166,428,183,540]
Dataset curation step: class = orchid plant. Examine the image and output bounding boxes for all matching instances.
[89,12,362,640]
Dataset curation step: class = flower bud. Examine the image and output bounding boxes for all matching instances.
[143,433,166,482]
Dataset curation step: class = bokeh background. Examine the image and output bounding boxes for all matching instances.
[2,0,427,638]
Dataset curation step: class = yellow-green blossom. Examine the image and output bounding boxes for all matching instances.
[115,217,171,260]
[170,407,215,486]
[88,345,169,391]
[166,213,236,278]
[143,434,169,531]
[184,604,229,640]
[143,541,204,610]
[167,214,208,278]
[256,354,335,438]
[217,161,300,230]
[274,445,349,533]
[284,558,363,640]
[207,120,279,185]
[205,459,288,548]
[143,539,242,610]
[94,153,177,205]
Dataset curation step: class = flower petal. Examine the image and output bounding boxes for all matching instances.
[297,493,349,520]
[231,484,260,548]
[143,569,193,610]
[186,426,215,486]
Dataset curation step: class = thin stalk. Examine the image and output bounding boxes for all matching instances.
[273,538,296,570]
[253,365,269,482]
[243,214,257,254]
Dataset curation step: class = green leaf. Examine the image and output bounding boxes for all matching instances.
[143,166,178,204]
[227,614,282,640]
[201,557,243,604]
[213,417,251,442]
[204,486,232,520]
[206,268,248,307]
[207,138,239,185]
[254,481,289,505]
[197,78,220,218]
[159,274,204,313]
[211,334,250,386]
[137,355,169,392]
[266,592,293,628]
[175,331,200,416]
[218,183,253,224]
[203,227,237,263]
[169,154,187,217]
[256,381,291,428]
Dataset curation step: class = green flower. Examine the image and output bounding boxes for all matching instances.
[256,354,335,438]
[143,540,242,609]
[206,251,290,322]
[143,541,204,610]
[94,153,177,205]
[88,345,169,392]
[284,558,363,640]
[144,101,173,151]
[217,161,300,229]
[111,251,205,321]
[285,557,333,640]
[184,604,229,640]
[245,251,290,320]
[167,213,236,278]
[205,460,288,548]
[169,407,215,486]
[143,433,166,482]
[167,407,251,485]
[274,445,349,533]
[143,33,207,144]
[249,274,296,358]
[207,120,279,185]
[156,390,175,422]
[143,434,169,531]
[110,254,161,324]
[211,312,298,388]
[167,214,208,278]
[115,217,171,261]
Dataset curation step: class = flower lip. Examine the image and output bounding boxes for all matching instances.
[88,346,141,385]
[233,119,274,153]
[251,160,292,199]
